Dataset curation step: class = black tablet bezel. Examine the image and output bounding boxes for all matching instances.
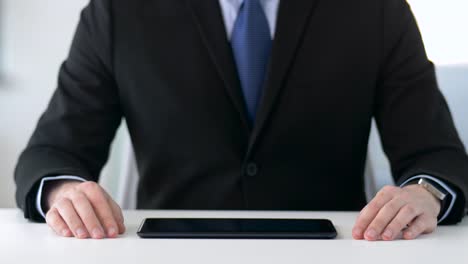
[137,218,337,239]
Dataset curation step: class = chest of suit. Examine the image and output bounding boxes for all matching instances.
[111,0,380,210]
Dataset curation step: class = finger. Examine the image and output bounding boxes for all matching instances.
[81,182,119,238]
[101,190,125,233]
[381,204,421,241]
[45,208,72,237]
[68,191,105,239]
[108,199,126,234]
[364,197,409,241]
[353,186,397,239]
[403,215,437,240]
[55,198,89,239]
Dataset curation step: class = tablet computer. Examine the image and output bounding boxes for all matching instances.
[137,218,337,239]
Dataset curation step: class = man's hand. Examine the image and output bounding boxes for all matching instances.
[44,180,126,239]
[352,184,441,241]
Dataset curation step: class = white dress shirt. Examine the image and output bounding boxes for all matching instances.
[36,0,456,223]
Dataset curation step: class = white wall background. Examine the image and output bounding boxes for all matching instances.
[0,0,89,207]
[408,0,468,65]
[0,0,467,208]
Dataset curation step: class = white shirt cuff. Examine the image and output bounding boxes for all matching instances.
[400,175,457,223]
[35,175,87,219]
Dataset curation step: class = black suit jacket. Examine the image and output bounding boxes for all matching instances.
[15,0,468,223]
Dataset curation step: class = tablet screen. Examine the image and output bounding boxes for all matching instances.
[138,218,337,239]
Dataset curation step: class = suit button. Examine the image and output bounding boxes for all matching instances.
[246,163,258,177]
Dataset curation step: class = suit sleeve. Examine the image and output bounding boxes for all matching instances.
[14,0,121,221]
[375,0,468,224]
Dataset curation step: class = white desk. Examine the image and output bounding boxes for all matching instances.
[1,209,467,263]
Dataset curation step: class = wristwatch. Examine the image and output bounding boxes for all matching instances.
[417,178,451,221]
[418,178,448,201]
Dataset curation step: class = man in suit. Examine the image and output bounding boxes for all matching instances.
[15,0,468,240]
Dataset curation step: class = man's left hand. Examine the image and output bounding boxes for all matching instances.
[352,184,441,241]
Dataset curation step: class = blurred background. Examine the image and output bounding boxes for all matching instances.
[0,0,467,208]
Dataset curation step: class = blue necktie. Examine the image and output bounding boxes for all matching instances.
[231,0,272,124]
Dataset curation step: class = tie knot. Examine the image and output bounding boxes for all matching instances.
[243,0,262,9]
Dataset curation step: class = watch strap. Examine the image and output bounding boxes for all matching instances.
[418,178,448,200]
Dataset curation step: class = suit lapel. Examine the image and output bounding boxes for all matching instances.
[186,0,251,131]
[247,0,320,153]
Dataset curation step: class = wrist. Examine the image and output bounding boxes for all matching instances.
[403,184,442,216]
[420,185,443,215]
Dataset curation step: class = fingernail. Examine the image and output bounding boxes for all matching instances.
[353,228,362,236]
[92,228,104,239]
[383,229,393,239]
[62,229,70,236]
[76,228,87,238]
[365,229,377,240]
[405,231,413,238]
[108,227,117,237]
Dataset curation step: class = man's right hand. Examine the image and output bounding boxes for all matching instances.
[44,180,126,239]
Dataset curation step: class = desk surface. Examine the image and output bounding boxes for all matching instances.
[1,209,467,263]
